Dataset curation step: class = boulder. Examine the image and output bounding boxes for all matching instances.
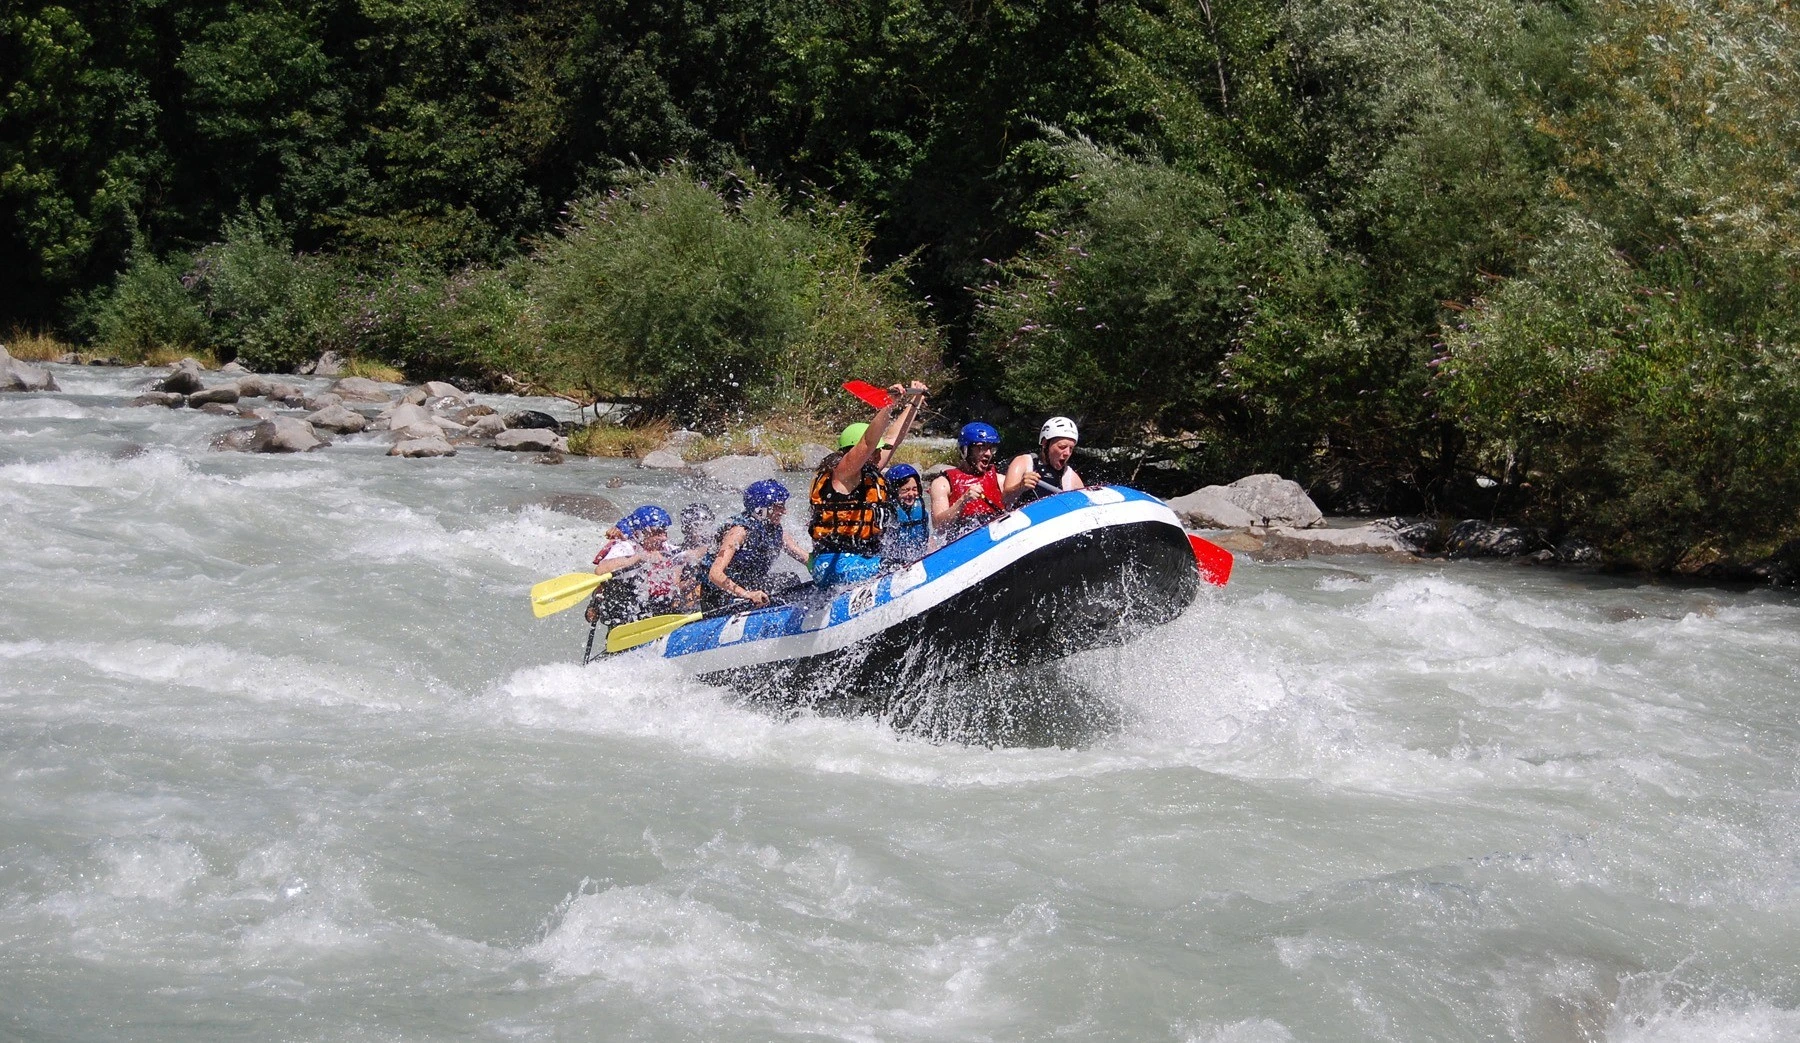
[157,359,205,395]
[186,385,240,406]
[453,404,496,422]
[502,409,558,430]
[300,350,345,376]
[304,404,369,434]
[391,421,445,442]
[238,406,276,421]
[265,381,307,404]
[431,416,470,437]
[213,417,326,453]
[131,392,185,408]
[796,442,833,472]
[420,380,468,403]
[389,434,456,458]
[666,428,704,447]
[376,401,433,431]
[219,361,252,374]
[495,428,560,452]
[1165,487,1256,529]
[1445,520,1546,559]
[1220,474,1324,528]
[638,446,687,470]
[252,417,327,453]
[197,402,237,415]
[466,413,506,438]
[302,392,343,412]
[1255,524,1420,562]
[329,376,397,403]
[698,454,780,490]
[530,451,566,465]
[233,375,273,399]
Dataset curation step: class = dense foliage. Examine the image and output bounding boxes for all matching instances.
[4,0,1798,563]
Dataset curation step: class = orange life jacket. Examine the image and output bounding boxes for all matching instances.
[809,461,889,555]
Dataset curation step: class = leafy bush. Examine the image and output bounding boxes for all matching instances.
[189,208,349,372]
[1439,218,1800,567]
[530,167,943,428]
[83,245,211,361]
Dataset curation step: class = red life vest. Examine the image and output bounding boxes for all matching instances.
[944,466,1004,520]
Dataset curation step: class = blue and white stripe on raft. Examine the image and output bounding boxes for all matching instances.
[598,485,1219,705]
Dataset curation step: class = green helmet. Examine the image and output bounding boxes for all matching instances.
[837,422,869,449]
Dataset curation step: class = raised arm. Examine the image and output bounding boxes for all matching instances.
[875,382,927,469]
[832,386,904,492]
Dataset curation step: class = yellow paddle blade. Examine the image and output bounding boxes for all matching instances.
[529,572,607,619]
[605,611,702,653]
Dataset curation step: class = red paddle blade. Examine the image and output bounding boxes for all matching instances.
[1189,534,1234,587]
[842,380,892,408]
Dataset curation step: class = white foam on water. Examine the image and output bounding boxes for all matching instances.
[0,397,93,420]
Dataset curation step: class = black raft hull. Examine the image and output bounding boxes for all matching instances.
[655,489,1202,727]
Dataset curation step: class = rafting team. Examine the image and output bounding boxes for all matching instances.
[586,382,1085,630]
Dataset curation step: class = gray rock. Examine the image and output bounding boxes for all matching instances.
[1220,474,1324,528]
[329,376,397,403]
[531,450,566,465]
[495,428,560,452]
[923,463,955,481]
[796,443,833,472]
[1256,524,1420,561]
[213,417,326,453]
[390,421,445,442]
[453,404,496,422]
[1446,520,1546,559]
[197,402,237,415]
[374,401,432,431]
[131,392,185,408]
[252,417,327,453]
[432,416,470,437]
[666,428,704,446]
[1165,487,1256,529]
[639,446,687,470]
[1555,537,1601,564]
[467,413,506,438]
[219,361,251,374]
[420,380,468,403]
[157,359,205,395]
[698,454,780,490]
[265,381,307,404]
[389,435,455,458]
[303,350,345,377]
[237,406,276,420]
[57,352,81,365]
[399,386,429,406]
[302,392,343,412]
[233,375,273,399]
[304,404,369,434]
[186,385,240,406]
[502,409,559,430]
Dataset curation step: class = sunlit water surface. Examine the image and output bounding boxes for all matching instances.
[3,365,1797,1041]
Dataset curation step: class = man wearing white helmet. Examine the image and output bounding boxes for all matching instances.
[1004,416,1085,505]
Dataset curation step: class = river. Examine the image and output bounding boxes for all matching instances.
[3,363,1797,1041]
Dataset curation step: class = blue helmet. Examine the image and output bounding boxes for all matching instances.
[618,505,671,538]
[958,422,1001,451]
[884,463,921,487]
[743,479,790,512]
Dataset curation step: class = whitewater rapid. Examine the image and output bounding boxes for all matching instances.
[2,364,1797,1041]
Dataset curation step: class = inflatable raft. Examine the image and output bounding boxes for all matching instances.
[597,485,1217,711]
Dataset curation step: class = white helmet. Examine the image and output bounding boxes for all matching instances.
[1040,416,1079,444]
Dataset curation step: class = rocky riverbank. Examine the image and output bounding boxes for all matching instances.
[6,348,1796,585]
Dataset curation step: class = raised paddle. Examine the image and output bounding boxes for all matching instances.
[841,379,892,408]
[1188,533,1234,587]
[529,572,609,618]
